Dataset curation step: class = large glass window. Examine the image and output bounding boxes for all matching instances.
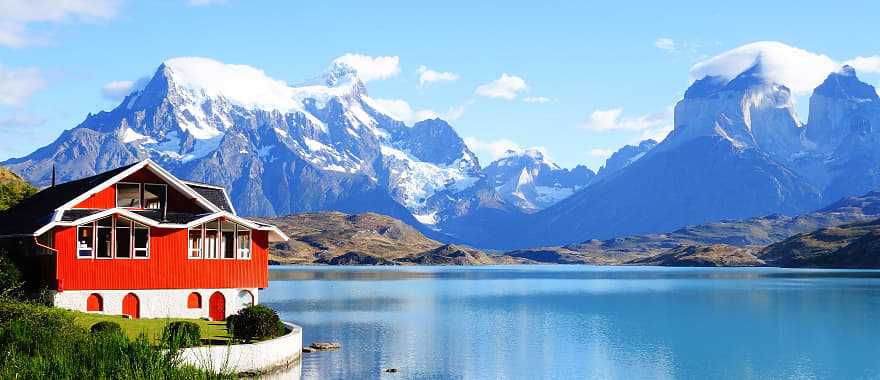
[133,222,149,258]
[188,228,202,259]
[143,184,166,210]
[204,221,219,259]
[116,183,141,208]
[237,226,251,259]
[96,217,112,259]
[115,217,131,258]
[221,221,236,259]
[77,224,94,258]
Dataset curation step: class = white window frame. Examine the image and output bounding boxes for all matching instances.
[204,221,220,259]
[220,220,237,260]
[188,226,203,259]
[143,183,167,210]
[76,223,95,259]
[236,224,252,260]
[132,222,150,259]
[115,182,142,209]
[95,218,113,260]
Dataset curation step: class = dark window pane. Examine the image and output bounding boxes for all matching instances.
[134,228,149,258]
[143,184,165,210]
[222,231,235,258]
[116,183,140,208]
[97,216,112,227]
[96,228,112,258]
[116,227,130,258]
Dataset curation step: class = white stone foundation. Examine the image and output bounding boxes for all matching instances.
[51,288,259,319]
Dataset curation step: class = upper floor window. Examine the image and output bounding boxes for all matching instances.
[143,184,166,210]
[116,183,141,208]
[116,182,167,210]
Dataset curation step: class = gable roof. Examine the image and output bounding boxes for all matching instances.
[0,160,288,242]
[181,180,236,213]
[0,163,139,236]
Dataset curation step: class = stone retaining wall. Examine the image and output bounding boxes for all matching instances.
[177,322,302,376]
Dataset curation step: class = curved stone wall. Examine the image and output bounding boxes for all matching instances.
[177,322,302,377]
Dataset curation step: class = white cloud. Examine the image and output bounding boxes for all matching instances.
[101,76,150,101]
[474,73,528,100]
[333,54,400,82]
[523,96,551,104]
[654,38,675,51]
[0,64,46,106]
[690,41,838,95]
[369,98,437,124]
[0,0,121,47]
[581,108,670,132]
[445,105,465,120]
[844,56,880,74]
[464,137,525,160]
[417,66,459,87]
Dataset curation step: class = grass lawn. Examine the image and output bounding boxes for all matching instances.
[72,312,232,345]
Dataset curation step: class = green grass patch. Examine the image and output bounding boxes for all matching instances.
[73,312,232,344]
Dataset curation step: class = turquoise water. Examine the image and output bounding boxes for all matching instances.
[262,265,880,379]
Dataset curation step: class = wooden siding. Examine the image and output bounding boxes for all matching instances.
[54,226,269,291]
[73,167,207,213]
[74,186,114,209]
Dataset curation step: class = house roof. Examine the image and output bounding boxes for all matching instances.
[0,160,288,242]
[0,163,139,236]
[182,181,235,213]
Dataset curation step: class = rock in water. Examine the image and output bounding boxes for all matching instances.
[310,341,341,350]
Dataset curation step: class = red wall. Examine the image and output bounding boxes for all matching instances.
[54,226,269,291]
[73,168,206,213]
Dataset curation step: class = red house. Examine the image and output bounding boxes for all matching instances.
[0,160,288,320]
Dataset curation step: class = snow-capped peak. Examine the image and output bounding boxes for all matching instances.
[163,57,301,112]
[499,147,557,168]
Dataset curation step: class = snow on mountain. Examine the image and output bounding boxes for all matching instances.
[1,57,495,235]
[596,139,657,178]
[482,148,595,211]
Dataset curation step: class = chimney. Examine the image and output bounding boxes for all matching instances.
[51,164,56,187]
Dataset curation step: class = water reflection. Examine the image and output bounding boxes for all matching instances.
[263,265,880,379]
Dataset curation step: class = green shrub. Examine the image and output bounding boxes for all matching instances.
[0,253,23,299]
[0,298,232,378]
[226,305,284,343]
[89,321,122,335]
[162,320,202,348]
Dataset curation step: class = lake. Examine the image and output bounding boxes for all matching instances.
[262,265,880,379]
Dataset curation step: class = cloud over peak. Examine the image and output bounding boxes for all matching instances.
[333,54,401,82]
[690,41,839,95]
[475,73,528,100]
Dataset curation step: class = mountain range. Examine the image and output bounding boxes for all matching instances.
[4,57,880,249]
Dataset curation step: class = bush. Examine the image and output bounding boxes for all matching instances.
[89,321,122,335]
[226,305,284,343]
[162,321,202,348]
[0,298,232,379]
[0,253,23,299]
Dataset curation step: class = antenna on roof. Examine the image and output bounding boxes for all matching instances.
[51,164,56,187]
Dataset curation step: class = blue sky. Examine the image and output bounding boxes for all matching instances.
[1,0,880,170]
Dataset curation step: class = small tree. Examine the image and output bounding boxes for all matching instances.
[226,305,284,343]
